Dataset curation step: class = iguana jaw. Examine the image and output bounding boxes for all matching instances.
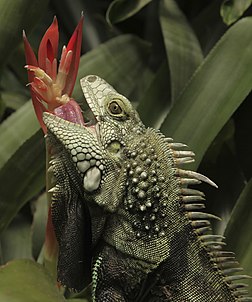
[43,75,105,140]
[43,111,99,139]
[42,75,101,140]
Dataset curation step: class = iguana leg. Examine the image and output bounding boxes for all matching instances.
[92,244,147,302]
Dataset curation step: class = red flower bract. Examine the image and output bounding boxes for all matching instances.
[23,15,84,133]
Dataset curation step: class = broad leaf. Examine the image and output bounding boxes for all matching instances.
[225,179,252,260]
[31,192,48,259]
[0,214,33,264]
[1,91,28,111]
[73,34,151,101]
[0,131,45,234]
[138,61,171,128]
[106,0,152,25]
[224,179,252,293]
[0,259,65,302]
[0,97,5,120]
[0,101,40,170]
[159,0,203,103]
[197,120,245,227]
[191,1,227,55]
[0,0,49,69]
[221,0,252,25]
[160,17,252,169]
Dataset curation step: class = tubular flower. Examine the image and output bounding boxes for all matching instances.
[23,15,84,133]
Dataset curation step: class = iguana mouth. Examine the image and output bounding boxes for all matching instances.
[42,76,103,141]
[80,75,103,121]
[82,94,99,136]
[79,75,106,139]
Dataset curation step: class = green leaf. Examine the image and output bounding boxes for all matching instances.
[0,259,65,302]
[1,91,28,111]
[31,192,48,259]
[239,247,252,294]
[0,214,33,264]
[0,131,45,234]
[106,0,152,25]
[73,34,151,101]
[221,0,252,26]
[160,17,252,168]
[8,43,29,87]
[0,100,40,170]
[224,179,252,293]
[0,64,28,95]
[0,95,5,120]
[197,120,246,233]
[159,0,203,103]
[192,1,227,55]
[0,0,49,69]
[138,61,171,128]
[225,179,252,260]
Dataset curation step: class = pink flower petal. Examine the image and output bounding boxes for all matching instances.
[53,98,85,125]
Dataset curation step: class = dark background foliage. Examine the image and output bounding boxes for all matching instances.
[0,0,252,301]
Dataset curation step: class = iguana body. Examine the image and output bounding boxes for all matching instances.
[43,75,251,301]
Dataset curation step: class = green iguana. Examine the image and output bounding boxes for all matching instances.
[43,75,251,301]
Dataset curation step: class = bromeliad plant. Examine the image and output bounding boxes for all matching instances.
[23,15,85,282]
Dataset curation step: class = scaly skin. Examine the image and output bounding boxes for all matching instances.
[43,75,251,301]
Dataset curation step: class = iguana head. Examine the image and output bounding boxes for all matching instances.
[80,75,144,148]
[43,75,146,290]
[43,75,144,207]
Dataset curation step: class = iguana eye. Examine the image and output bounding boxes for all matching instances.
[108,101,122,115]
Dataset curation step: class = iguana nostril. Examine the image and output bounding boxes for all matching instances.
[87,75,97,82]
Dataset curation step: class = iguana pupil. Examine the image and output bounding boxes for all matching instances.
[108,101,122,115]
